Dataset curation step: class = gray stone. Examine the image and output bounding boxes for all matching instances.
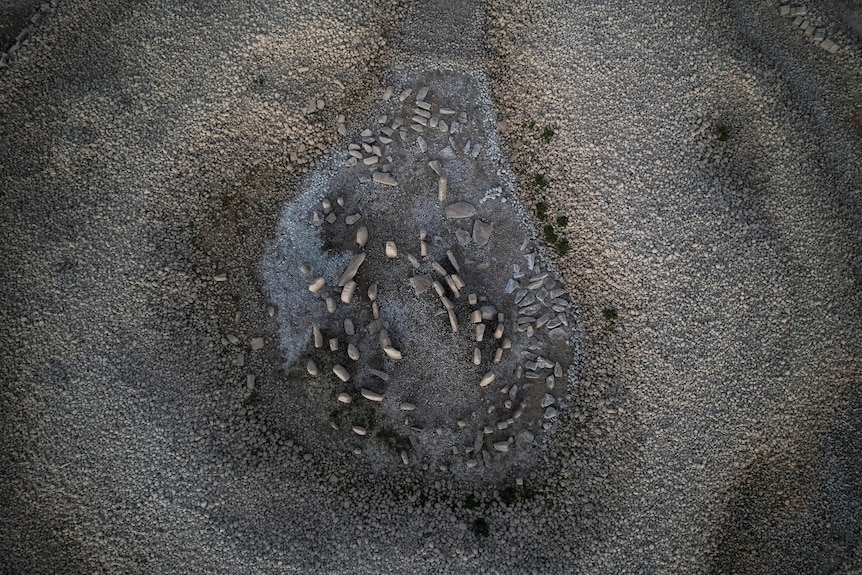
[345,214,362,225]
[337,392,352,404]
[360,388,383,402]
[372,172,397,186]
[472,220,493,245]
[541,393,555,408]
[306,359,318,376]
[337,253,366,286]
[439,145,457,159]
[428,160,442,175]
[543,406,558,419]
[445,202,477,219]
[409,274,433,296]
[333,364,350,382]
[455,229,471,246]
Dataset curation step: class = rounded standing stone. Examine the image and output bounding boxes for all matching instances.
[333,364,350,382]
[306,359,318,376]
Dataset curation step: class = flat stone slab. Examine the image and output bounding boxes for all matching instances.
[444,202,477,219]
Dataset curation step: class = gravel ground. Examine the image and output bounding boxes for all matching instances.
[1,0,860,574]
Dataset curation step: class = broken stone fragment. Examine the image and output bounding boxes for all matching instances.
[372,301,379,319]
[407,254,420,268]
[452,274,465,290]
[439,145,456,159]
[416,86,430,101]
[368,282,378,301]
[308,277,326,293]
[438,177,447,202]
[360,388,384,402]
[329,338,339,352]
[448,309,459,332]
[412,108,432,119]
[333,364,350,382]
[412,116,429,126]
[382,86,394,100]
[479,372,495,387]
[341,281,357,304]
[438,119,448,133]
[417,136,427,152]
[541,393,555,408]
[455,229,471,246]
[356,226,369,247]
[214,272,228,282]
[337,392,352,404]
[428,160,442,175]
[378,329,391,348]
[383,346,403,360]
[250,337,264,350]
[444,202,477,219]
[472,220,493,245]
[400,451,410,465]
[470,310,482,324]
[475,323,486,342]
[385,241,398,258]
[493,348,503,364]
[345,214,362,225]
[554,362,563,378]
[313,325,323,348]
[325,213,337,225]
[493,441,510,453]
[446,250,460,272]
[544,406,558,419]
[409,274,433,296]
[307,359,318,376]
[369,369,389,381]
[471,143,482,158]
[337,253,366,287]
[344,319,355,335]
[372,172,397,186]
[347,343,360,361]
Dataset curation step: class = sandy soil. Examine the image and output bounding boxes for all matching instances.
[1,0,860,573]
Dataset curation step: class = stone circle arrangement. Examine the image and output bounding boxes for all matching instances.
[262,71,580,475]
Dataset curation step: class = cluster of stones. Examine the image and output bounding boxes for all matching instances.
[778,3,841,53]
[289,81,576,471]
[0,0,59,69]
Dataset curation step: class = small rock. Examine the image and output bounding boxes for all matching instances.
[383,346,403,360]
[333,364,350,382]
[308,277,326,293]
[344,319,355,335]
[372,172,397,186]
[493,441,510,453]
[428,160,442,175]
[479,372,495,387]
[341,280,357,304]
[360,388,384,402]
[438,177,447,202]
[445,202,477,219]
[313,325,323,348]
[400,402,416,411]
[473,348,482,365]
[352,426,367,436]
[213,272,228,282]
[226,334,240,345]
[541,393,555,408]
[455,229,471,246]
[307,360,319,376]
[250,337,264,350]
[337,392,352,403]
[246,375,255,390]
[356,227,369,247]
[400,451,410,465]
[347,343,360,360]
[543,406,558,419]
[345,214,362,225]
[472,220,493,245]
[385,241,398,258]
[439,145,457,159]
[329,338,339,352]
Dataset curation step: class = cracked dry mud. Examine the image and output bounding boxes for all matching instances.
[262,70,582,477]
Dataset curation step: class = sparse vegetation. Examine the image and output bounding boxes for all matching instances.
[534,173,550,189]
[376,426,411,454]
[242,390,260,408]
[602,307,618,332]
[716,124,730,141]
[539,124,555,143]
[556,215,568,227]
[535,201,549,221]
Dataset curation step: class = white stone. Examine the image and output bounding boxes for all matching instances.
[307,359,318,376]
[361,388,383,402]
[473,348,482,365]
[333,364,350,382]
[337,253,366,288]
[368,282,378,301]
[383,346,403,360]
[479,372,495,387]
[475,323,486,342]
[352,426,367,436]
[308,277,326,293]
[326,297,337,314]
[385,241,398,258]
[356,227,369,247]
[400,402,416,411]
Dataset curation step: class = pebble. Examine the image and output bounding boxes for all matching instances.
[475,323,486,342]
[333,364,350,382]
[356,227,369,247]
[347,343,360,361]
[543,406,558,419]
[438,177,447,202]
[345,214,362,225]
[416,86,429,101]
[360,388,384,402]
[337,392,352,404]
[472,348,482,365]
[313,325,323,348]
[417,136,427,152]
[385,241,398,258]
[340,281,357,304]
[383,346,403,360]
[399,402,416,411]
[307,360,318,376]
[326,297,337,313]
[400,451,410,465]
[479,372,495,387]
[439,145,457,159]
[369,369,389,381]
[368,282,378,301]
[541,393,555,408]
[352,426,367,436]
[250,337,264,350]
[493,441,510,453]
[308,277,326,293]
[329,338,339,352]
